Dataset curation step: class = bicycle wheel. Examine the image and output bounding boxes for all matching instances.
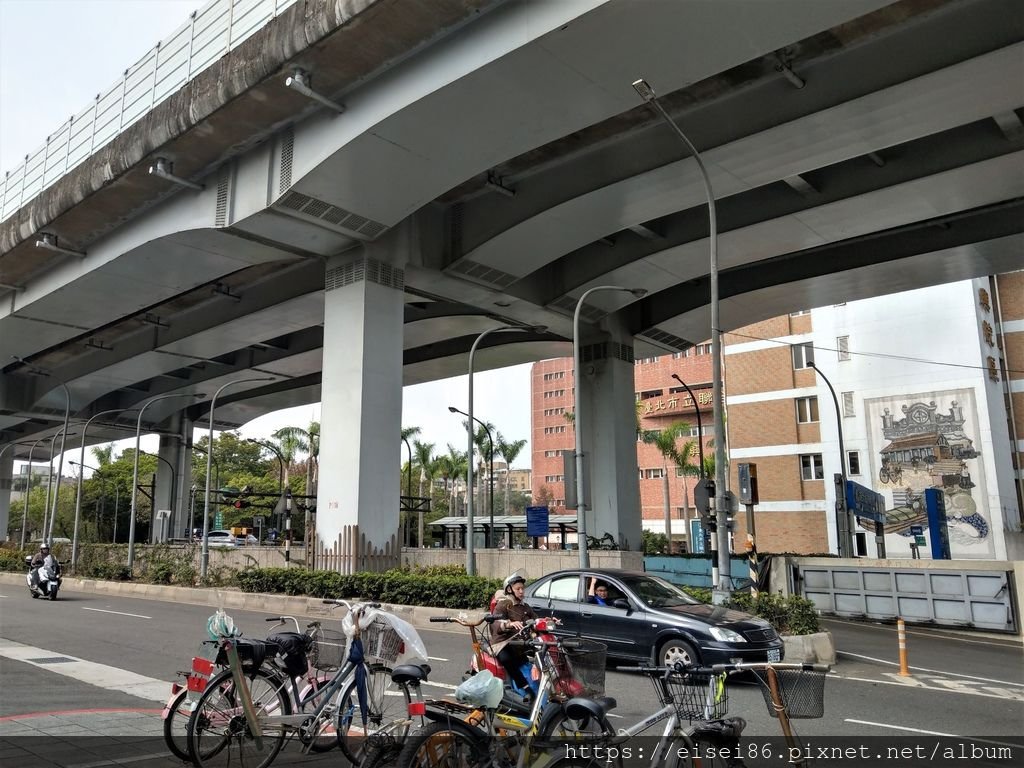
[187,666,291,768]
[337,663,410,764]
[396,721,488,768]
[162,687,191,762]
[537,702,612,742]
[296,677,339,753]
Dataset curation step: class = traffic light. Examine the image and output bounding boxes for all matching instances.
[233,498,251,510]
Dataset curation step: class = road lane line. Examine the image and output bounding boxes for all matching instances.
[837,650,1024,686]
[427,656,449,661]
[845,719,1022,749]
[823,617,1020,648]
[0,638,168,702]
[82,606,152,619]
[834,672,1024,701]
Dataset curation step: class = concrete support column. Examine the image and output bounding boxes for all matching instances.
[152,430,182,543]
[578,323,642,550]
[172,415,193,539]
[0,451,12,542]
[317,250,405,568]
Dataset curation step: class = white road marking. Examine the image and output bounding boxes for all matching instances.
[70,754,172,768]
[82,606,151,619]
[845,719,1021,749]
[427,656,449,661]
[833,672,1024,701]
[0,638,168,702]
[423,680,459,691]
[837,650,1024,687]
[824,617,1019,647]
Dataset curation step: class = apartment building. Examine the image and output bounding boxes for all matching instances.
[531,272,1023,559]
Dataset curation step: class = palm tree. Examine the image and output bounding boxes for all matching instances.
[641,420,696,554]
[91,444,115,467]
[463,419,496,518]
[412,440,434,547]
[274,421,320,494]
[495,434,526,515]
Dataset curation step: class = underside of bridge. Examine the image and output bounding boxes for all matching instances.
[0,0,1021,549]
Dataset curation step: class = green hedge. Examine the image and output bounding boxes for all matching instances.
[725,591,820,635]
[236,566,502,610]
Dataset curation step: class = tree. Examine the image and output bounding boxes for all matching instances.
[495,433,527,522]
[641,420,696,554]
[274,421,320,492]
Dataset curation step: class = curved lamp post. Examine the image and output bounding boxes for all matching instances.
[128,394,202,570]
[632,79,729,596]
[400,435,413,547]
[72,408,137,567]
[459,325,544,575]
[247,438,285,496]
[448,406,495,552]
[201,378,275,579]
[42,424,77,546]
[572,286,646,568]
[141,450,178,544]
[19,437,45,548]
[808,361,852,557]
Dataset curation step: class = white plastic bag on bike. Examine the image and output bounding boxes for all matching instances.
[455,669,504,709]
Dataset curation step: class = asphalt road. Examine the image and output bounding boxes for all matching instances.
[1,583,1021,767]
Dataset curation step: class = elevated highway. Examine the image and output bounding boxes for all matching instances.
[1,0,1021,555]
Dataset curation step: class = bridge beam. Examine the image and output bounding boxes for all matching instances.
[317,251,405,568]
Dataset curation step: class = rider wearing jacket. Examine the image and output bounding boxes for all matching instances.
[29,544,50,587]
[491,574,537,692]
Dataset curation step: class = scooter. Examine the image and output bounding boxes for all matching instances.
[26,554,63,600]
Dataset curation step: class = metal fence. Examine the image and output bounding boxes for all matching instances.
[1,0,298,222]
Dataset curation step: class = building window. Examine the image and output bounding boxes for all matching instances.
[695,343,711,355]
[543,426,566,435]
[800,454,824,481]
[639,389,663,400]
[842,392,855,417]
[643,468,666,479]
[543,389,565,398]
[791,343,814,369]
[544,475,564,483]
[672,352,683,359]
[848,451,861,475]
[837,336,850,362]
[544,450,560,458]
[795,396,819,423]
[789,309,811,316]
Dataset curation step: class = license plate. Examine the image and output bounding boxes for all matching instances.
[767,648,781,662]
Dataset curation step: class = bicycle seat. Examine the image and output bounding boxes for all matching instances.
[391,663,431,684]
[564,695,617,721]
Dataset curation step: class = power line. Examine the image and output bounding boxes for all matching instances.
[720,328,1024,376]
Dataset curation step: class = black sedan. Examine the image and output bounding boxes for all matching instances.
[524,568,784,667]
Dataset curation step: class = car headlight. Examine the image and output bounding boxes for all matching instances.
[709,627,747,643]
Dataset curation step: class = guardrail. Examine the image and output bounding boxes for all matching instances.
[1,0,298,223]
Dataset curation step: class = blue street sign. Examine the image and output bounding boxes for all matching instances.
[526,505,549,537]
[924,488,951,559]
[846,480,886,523]
[689,519,705,553]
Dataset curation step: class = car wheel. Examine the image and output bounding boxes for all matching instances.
[659,638,700,668]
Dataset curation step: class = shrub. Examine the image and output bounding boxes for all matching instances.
[725,591,819,635]
[0,547,29,572]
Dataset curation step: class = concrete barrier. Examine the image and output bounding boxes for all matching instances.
[783,630,836,665]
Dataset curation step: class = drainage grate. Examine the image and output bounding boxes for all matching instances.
[275,191,388,240]
[279,127,294,194]
[28,656,75,664]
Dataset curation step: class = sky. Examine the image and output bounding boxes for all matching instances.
[1,0,535,474]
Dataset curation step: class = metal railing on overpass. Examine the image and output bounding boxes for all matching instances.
[1,0,298,221]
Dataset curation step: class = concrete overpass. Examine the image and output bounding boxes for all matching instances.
[1,0,1022,561]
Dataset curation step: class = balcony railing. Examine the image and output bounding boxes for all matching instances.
[1,0,298,223]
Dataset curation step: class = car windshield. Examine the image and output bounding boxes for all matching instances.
[618,574,701,608]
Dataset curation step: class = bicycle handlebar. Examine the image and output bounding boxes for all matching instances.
[322,599,383,610]
[428,614,498,626]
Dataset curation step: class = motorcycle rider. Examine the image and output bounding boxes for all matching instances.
[29,543,51,589]
[491,573,537,695]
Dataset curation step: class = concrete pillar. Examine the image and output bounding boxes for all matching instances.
[316,250,405,566]
[174,415,194,539]
[578,322,642,550]
[152,413,188,542]
[0,451,12,542]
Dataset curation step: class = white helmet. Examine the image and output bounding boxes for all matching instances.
[503,573,526,592]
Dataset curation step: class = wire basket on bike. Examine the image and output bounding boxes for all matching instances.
[360,615,404,666]
[661,670,729,721]
[308,628,347,672]
[553,639,607,697]
[755,667,826,719]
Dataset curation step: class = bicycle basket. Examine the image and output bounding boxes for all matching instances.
[309,628,347,672]
[360,616,404,666]
[663,670,728,722]
[757,668,826,719]
[553,640,606,698]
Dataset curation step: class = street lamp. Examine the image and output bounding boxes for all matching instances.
[246,438,285,495]
[70,460,117,543]
[41,425,77,546]
[202,377,275,579]
[128,393,202,570]
[572,285,647,568]
[458,324,545,575]
[671,373,712,554]
[400,435,413,547]
[19,437,45,549]
[808,361,853,558]
[632,79,729,597]
[448,406,495,552]
[72,408,137,567]
[141,450,178,543]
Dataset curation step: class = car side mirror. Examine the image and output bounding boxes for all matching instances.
[612,598,631,611]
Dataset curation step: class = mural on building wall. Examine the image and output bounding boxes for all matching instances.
[862,389,993,558]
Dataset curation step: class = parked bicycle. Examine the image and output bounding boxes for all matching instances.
[185,599,429,768]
